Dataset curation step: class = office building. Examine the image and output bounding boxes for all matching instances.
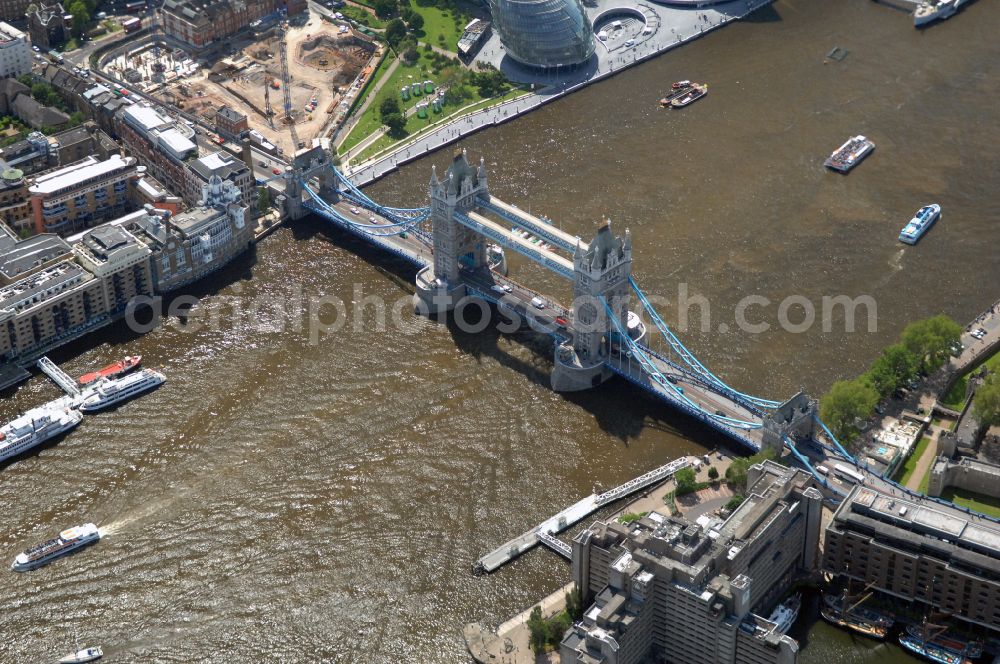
[161,0,305,48]
[562,461,823,664]
[115,103,198,195]
[822,484,1000,635]
[0,221,151,364]
[184,150,253,209]
[488,0,595,69]
[28,154,141,236]
[123,176,251,292]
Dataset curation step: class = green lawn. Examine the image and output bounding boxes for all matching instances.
[339,50,440,154]
[917,464,931,494]
[896,435,933,486]
[940,487,1000,519]
[340,4,387,28]
[353,88,528,162]
[942,375,969,410]
[408,0,471,49]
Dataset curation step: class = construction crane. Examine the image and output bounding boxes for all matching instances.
[263,74,275,128]
[277,25,300,151]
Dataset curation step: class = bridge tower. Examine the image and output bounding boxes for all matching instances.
[552,220,633,392]
[761,392,818,454]
[414,149,489,314]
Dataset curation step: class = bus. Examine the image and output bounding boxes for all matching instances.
[834,463,865,485]
[125,0,146,13]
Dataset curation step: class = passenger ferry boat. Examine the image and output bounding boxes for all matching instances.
[670,84,708,108]
[78,355,142,386]
[0,403,84,465]
[905,624,983,658]
[79,369,165,413]
[914,0,957,25]
[899,634,974,664]
[824,135,875,173]
[767,593,802,635]
[12,523,101,571]
[899,204,941,244]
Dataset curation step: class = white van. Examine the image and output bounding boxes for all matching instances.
[530,296,546,309]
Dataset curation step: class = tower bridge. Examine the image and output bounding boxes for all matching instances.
[285,146,841,465]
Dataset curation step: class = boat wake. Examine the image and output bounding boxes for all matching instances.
[99,495,177,536]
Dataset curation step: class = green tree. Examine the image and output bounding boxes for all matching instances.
[527,606,548,653]
[68,0,90,38]
[384,17,407,45]
[901,314,962,373]
[372,0,397,19]
[383,111,406,137]
[707,466,719,480]
[973,373,1000,427]
[725,457,749,491]
[257,186,271,214]
[407,12,424,31]
[566,585,583,620]
[866,343,918,397]
[820,378,879,443]
[724,494,745,511]
[547,611,573,649]
[674,466,698,495]
[378,95,401,120]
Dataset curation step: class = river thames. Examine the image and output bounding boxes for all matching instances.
[2,0,999,661]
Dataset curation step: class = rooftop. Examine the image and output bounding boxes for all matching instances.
[189,150,248,182]
[0,22,26,42]
[839,485,1000,562]
[158,127,197,156]
[0,233,71,282]
[0,260,90,313]
[29,155,137,196]
[216,105,246,122]
[124,105,172,132]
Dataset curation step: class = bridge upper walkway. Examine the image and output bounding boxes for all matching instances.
[477,196,588,254]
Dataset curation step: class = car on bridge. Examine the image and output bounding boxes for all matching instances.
[530,296,546,309]
[555,316,568,327]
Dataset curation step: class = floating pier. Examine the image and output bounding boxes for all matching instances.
[475,456,690,573]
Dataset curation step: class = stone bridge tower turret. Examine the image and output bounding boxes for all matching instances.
[414,148,489,314]
[552,219,633,392]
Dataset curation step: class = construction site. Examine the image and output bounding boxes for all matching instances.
[100,12,382,154]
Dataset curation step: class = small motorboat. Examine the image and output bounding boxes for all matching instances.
[672,80,692,89]
[59,647,103,663]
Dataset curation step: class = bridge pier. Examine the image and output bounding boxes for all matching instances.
[552,343,612,391]
[413,266,467,315]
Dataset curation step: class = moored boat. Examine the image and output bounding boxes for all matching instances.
[79,369,166,413]
[0,402,83,466]
[820,608,889,640]
[899,634,973,664]
[905,624,982,658]
[670,84,708,109]
[78,355,142,386]
[899,204,940,244]
[672,80,692,89]
[767,593,802,635]
[914,0,957,26]
[12,523,101,571]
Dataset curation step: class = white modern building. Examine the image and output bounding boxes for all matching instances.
[0,22,31,80]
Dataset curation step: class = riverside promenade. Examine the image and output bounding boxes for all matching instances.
[343,0,773,187]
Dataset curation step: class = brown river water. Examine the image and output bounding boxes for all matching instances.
[2,0,999,661]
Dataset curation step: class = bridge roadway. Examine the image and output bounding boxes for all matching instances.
[309,197,766,451]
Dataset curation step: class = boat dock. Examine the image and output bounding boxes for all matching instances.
[36,357,80,397]
[475,456,690,573]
